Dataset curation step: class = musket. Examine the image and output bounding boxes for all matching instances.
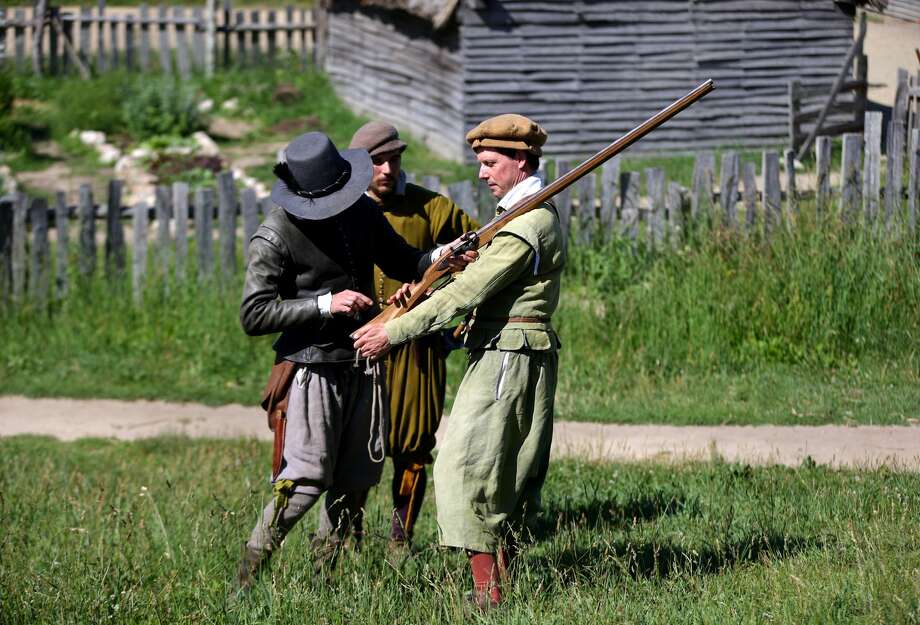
[358,79,715,331]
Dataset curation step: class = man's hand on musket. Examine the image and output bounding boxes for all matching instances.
[331,289,373,317]
[438,234,479,270]
[352,323,391,360]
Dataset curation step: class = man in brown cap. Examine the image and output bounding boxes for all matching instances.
[353,113,564,609]
[348,120,478,548]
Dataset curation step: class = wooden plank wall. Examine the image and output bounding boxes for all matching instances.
[457,0,854,160]
[325,1,464,160]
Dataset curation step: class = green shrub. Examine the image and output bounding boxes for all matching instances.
[0,117,30,152]
[51,72,130,138]
[122,77,204,140]
[0,70,13,117]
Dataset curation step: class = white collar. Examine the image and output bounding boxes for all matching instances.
[497,174,543,213]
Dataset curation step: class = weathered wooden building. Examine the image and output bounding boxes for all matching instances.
[323,0,857,161]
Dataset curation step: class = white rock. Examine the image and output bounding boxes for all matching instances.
[97,144,122,165]
[114,155,136,174]
[130,147,152,160]
[197,98,214,114]
[221,98,239,112]
[193,132,220,157]
[79,130,107,146]
[164,145,194,156]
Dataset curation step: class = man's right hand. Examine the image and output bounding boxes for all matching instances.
[331,290,373,317]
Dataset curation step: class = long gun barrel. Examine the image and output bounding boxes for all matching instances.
[359,79,716,331]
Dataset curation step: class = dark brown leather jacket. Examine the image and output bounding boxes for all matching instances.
[240,198,431,363]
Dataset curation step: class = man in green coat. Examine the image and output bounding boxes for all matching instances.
[353,114,564,609]
[349,121,478,546]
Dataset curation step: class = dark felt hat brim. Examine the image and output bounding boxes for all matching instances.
[270,148,373,220]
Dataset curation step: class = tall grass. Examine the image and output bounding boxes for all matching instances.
[2,208,920,424]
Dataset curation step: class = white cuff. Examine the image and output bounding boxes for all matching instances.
[430,246,445,262]
[318,292,333,318]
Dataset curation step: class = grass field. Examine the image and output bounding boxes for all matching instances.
[0,435,918,624]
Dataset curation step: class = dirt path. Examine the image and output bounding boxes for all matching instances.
[3,395,918,470]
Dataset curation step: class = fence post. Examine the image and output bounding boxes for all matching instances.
[886,69,910,229]
[217,171,237,278]
[173,182,189,281]
[132,201,148,302]
[49,7,60,75]
[78,184,95,278]
[599,156,620,241]
[784,149,797,218]
[155,185,171,277]
[762,151,781,233]
[448,180,476,222]
[840,133,863,223]
[719,151,739,226]
[28,198,49,303]
[576,173,594,245]
[125,14,136,70]
[105,180,126,276]
[241,187,259,263]
[646,168,665,246]
[0,199,12,303]
[235,11,245,67]
[555,160,572,242]
[267,10,277,61]
[788,79,801,153]
[475,181,493,225]
[96,0,107,72]
[174,7,191,79]
[108,9,118,68]
[741,161,758,233]
[79,6,91,69]
[13,9,25,73]
[138,3,150,71]
[665,181,683,245]
[11,193,27,302]
[286,5,296,56]
[222,0,232,69]
[863,110,882,225]
[194,187,214,279]
[193,7,206,72]
[158,5,171,74]
[909,128,919,236]
[815,137,832,217]
[202,1,213,75]
[691,152,715,221]
[54,191,68,298]
[620,171,639,243]
[422,175,441,195]
[260,197,273,220]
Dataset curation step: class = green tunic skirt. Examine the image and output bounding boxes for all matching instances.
[432,347,557,552]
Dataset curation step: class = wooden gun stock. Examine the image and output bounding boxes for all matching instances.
[358,79,715,332]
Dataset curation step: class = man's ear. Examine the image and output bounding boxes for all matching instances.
[515,149,528,171]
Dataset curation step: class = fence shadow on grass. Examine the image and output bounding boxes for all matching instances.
[528,530,819,587]
[532,489,698,538]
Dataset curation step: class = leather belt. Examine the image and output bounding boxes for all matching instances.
[474,316,551,323]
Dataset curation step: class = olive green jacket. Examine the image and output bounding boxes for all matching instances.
[385,202,565,352]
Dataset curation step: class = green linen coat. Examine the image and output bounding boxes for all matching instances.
[385,202,565,551]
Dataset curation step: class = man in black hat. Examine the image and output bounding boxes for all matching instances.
[234,131,474,591]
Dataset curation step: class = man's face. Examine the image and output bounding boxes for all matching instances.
[475,148,527,199]
[368,149,402,199]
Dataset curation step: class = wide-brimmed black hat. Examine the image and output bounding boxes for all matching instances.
[270,132,372,220]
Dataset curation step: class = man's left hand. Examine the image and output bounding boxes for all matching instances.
[352,324,392,360]
[440,234,479,270]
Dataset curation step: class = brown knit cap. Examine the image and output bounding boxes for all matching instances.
[349,121,407,157]
[465,113,547,157]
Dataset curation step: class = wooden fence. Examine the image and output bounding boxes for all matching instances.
[0,2,317,79]
[2,115,920,307]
